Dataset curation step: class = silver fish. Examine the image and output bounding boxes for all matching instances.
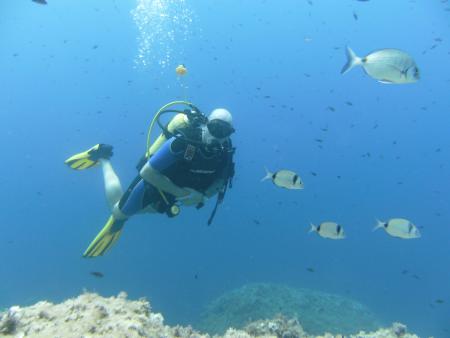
[309,222,345,240]
[261,167,304,190]
[373,218,421,239]
[341,47,420,84]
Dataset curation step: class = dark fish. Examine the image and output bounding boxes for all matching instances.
[435,299,445,304]
[306,267,315,273]
[90,271,104,278]
[353,12,358,20]
[345,101,353,106]
[194,274,199,280]
[327,106,336,112]
[32,0,47,4]
[311,171,317,176]
[253,219,261,225]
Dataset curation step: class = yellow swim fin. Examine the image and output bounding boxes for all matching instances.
[65,144,113,170]
[83,215,126,257]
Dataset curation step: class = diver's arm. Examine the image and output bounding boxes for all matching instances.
[140,162,190,198]
[203,178,226,198]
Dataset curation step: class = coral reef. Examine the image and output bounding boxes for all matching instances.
[198,283,381,335]
[0,291,422,338]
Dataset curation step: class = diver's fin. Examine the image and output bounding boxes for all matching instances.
[261,166,273,182]
[341,46,362,75]
[65,144,113,170]
[83,215,126,257]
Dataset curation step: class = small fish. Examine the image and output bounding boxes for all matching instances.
[306,267,315,272]
[309,222,346,240]
[341,47,420,84]
[90,271,104,278]
[435,299,445,304]
[261,168,304,190]
[353,12,358,20]
[32,0,47,4]
[373,218,421,239]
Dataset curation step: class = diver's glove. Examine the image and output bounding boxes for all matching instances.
[177,188,205,207]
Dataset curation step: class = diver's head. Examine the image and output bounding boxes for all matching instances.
[206,108,234,139]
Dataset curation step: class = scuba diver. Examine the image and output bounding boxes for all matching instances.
[65,101,235,257]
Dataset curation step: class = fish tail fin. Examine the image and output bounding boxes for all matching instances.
[308,223,317,234]
[261,166,272,182]
[373,219,385,232]
[341,46,362,75]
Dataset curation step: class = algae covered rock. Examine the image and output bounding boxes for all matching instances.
[0,289,421,338]
[244,315,306,338]
[0,291,210,338]
[197,283,381,335]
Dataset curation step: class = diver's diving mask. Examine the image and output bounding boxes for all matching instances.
[206,119,235,139]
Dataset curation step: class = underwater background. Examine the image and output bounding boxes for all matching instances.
[1,0,449,337]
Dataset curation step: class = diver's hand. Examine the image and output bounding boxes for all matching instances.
[177,188,205,206]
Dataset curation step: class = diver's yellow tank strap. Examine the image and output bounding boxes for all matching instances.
[147,113,190,157]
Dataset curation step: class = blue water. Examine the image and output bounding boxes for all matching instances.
[1,0,449,337]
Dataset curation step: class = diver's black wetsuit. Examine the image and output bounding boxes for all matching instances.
[117,133,234,218]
